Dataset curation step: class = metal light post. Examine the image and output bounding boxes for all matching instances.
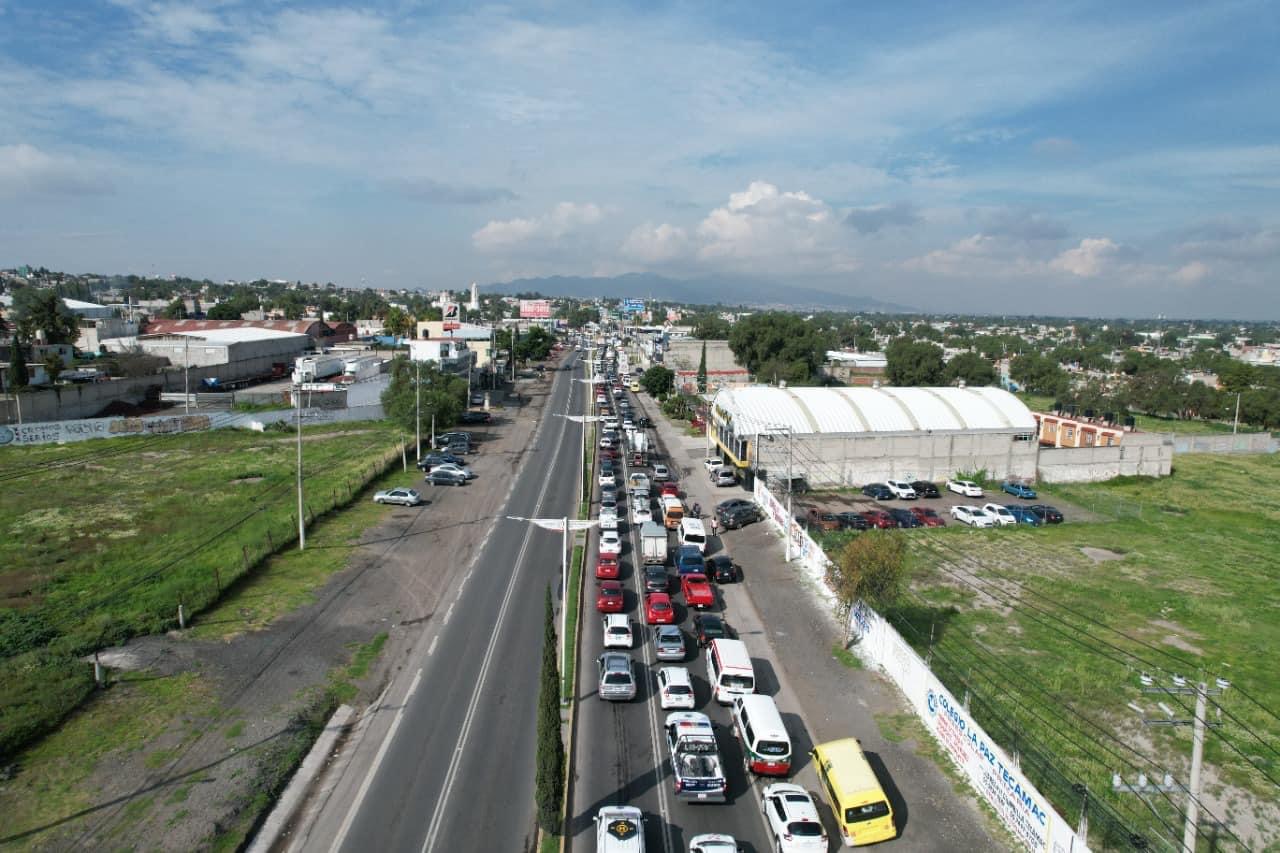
[295,383,305,550]
[761,423,795,561]
[414,360,421,461]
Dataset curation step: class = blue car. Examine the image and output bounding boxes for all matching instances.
[674,545,705,576]
[1001,481,1037,499]
[1004,505,1043,526]
[861,483,894,500]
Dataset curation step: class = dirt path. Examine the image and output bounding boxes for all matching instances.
[8,373,560,851]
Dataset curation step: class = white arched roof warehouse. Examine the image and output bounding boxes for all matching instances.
[711,385,1036,436]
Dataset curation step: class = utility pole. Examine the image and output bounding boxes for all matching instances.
[184,336,190,415]
[295,384,306,550]
[785,425,793,562]
[1232,391,1241,434]
[1119,673,1228,852]
[415,359,421,461]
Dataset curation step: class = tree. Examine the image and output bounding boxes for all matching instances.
[728,312,831,384]
[696,340,708,393]
[160,298,188,320]
[826,532,909,644]
[516,326,554,362]
[41,352,65,385]
[534,585,565,832]
[382,307,415,338]
[884,338,944,386]
[1009,353,1068,397]
[640,365,674,397]
[690,314,731,340]
[944,352,996,387]
[8,332,29,388]
[13,287,80,344]
[380,356,467,436]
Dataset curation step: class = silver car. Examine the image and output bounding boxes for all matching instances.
[653,625,685,661]
[597,652,636,701]
[373,488,422,506]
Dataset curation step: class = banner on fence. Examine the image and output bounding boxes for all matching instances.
[0,414,214,446]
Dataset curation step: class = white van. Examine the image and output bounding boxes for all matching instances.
[705,638,755,704]
[678,517,708,554]
[731,694,792,776]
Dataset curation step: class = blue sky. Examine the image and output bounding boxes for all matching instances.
[1,1,1277,318]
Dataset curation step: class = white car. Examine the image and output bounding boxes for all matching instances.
[372,488,422,506]
[885,478,918,499]
[599,530,623,555]
[428,462,475,480]
[689,834,739,853]
[631,506,654,525]
[600,436,614,449]
[982,503,1018,526]
[652,464,671,482]
[657,666,696,710]
[599,470,617,487]
[599,513,619,531]
[761,784,827,852]
[703,457,723,474]
[951,505,996,528]
[946,478,984,498]
[595,805,644,852]
[603,614,633,649]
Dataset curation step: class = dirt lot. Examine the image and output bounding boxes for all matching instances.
[793,484,1098,526]
[0,370,560,851]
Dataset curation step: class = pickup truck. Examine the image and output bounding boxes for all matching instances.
[665,712,727,802]
[680,573,715,609]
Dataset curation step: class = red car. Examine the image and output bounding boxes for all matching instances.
[659,481,679,498]
[861,509,897,529]
[645,592,676,624]
[909,507,946,527]
[680,573,715,610]
[596,580,625,613]
[595,555,620,579]
[601,446,620,460]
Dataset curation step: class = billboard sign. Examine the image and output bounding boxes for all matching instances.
[520,299,552,319]
[623,298,644,312]
[442,302,461,331]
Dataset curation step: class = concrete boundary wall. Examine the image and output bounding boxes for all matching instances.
[1038,433,1173,484]
[1172,432,1276,455]
[752,479,1089,853]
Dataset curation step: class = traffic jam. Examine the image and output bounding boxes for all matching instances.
[579,338,898,853]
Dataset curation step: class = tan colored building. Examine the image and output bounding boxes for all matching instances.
[1032,412,1128,448]
[415,321,498,370]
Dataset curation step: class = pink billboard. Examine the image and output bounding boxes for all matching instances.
[519,299,552,319]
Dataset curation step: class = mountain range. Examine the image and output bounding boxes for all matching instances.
[484,273,913,313]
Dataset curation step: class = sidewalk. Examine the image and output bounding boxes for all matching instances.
[641,396,1005,852]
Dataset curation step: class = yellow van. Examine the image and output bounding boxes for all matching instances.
[810,738,896,846]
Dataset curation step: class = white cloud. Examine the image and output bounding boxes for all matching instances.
[0,143,113,198]
[1032,136,1080,157]
[1173,261,1210,283]
[901,233,1038,278]
[472,202,603,251]
[138,2,227,45]
[1050,237,1128,277]
[621,223,691,263]
[693,181,857,272]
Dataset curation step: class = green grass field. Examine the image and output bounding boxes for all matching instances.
[897,453,1280,850]
[0,422,406,760]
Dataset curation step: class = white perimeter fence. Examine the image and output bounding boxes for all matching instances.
[753,479,1090,853]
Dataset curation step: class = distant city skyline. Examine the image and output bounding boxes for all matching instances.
[0,1,1277,318]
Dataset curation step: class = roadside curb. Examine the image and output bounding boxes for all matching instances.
[247,704,355,853]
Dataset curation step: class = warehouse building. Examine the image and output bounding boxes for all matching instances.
[708,385,1039,488]
[135,327,312,374]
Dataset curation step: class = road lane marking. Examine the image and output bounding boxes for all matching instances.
[329,667,423,853]
[443,601,455,625]
[420,387,572,853]
[428,636,438,657]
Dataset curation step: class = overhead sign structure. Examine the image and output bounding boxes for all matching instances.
[519,299,552,319]
[442,302,461,331]
[623,298,644,313]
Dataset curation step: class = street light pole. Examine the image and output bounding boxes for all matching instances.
[785,426,793,562]
[295,383,306,550]
[415,359,421,461]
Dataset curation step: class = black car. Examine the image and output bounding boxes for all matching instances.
[720,505,763,530]
[1029,504,1065,524]
[417,451,465,470]
[693,612,732,647]
[424,469,466,486]
[887,508,923,528]
[910,480,941,499]
[638,416,653,428]
[835,511,869,531]
[706,555,739,583]
[715,498,754,516]
[861,483,894,500]
[644,564,669,593]
[459,410,491,424]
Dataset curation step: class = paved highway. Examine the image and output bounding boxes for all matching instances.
[296,353,584,853]
[570,367,774,852]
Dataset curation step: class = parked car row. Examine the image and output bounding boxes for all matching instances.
[951,503,1065,527]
